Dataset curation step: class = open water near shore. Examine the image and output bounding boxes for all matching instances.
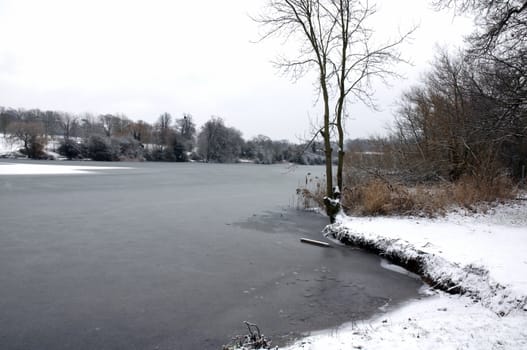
[0,161,423,349]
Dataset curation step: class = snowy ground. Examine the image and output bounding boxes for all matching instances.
[285,198,527,349]
[0,133,66,159]
[0,134,20,156]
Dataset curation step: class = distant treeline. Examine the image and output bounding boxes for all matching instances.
[0,107,327,164]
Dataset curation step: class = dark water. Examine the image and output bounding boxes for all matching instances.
[0,161,422,349]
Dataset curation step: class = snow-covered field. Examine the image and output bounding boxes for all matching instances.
[286,199,527,349]
[0,133,66,159]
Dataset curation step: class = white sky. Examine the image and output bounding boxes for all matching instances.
[0,0,473,141]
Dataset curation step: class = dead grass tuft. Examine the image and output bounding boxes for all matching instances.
[295,173,326,210]
[449,174,517,209]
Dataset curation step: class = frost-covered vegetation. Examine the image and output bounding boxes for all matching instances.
[0,108,326,164]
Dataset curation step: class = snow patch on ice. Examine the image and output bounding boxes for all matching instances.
[0,162,131,175]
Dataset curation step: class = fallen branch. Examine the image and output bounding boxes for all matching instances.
[300,238,331,247]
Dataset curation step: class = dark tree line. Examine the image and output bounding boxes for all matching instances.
[0,107,325,164]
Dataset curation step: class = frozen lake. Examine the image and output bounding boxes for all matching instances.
[0,161,422,349]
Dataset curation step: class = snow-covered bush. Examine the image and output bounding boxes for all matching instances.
[58,139,83,160]
[85,135,119,161]
[113,136,144,161]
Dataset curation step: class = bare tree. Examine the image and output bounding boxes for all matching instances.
[100,114,116,138]
[129,120,153,144]
[197,117,243,163]
[7,121,46,159]
[433,0,526,117]
[156,112,173,146]
[391,47,526,181]
[0,107,17,136]
[58,113,78,140]
[433,0,526,178]
[198,117,221,162]
[176,114,197,151]
[256,0,414,221]
[433,0,526,52]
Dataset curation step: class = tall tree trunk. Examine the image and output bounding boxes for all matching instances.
[322,79,333,198]
[321,75,341,222]
[336,0,348,207]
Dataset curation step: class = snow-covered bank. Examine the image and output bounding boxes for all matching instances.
[325,201,527,315]
[287,291,527,350]
[286,199,527,349]
[0,134,67,159]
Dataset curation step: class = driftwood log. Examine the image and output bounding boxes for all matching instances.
[300,238,331,247]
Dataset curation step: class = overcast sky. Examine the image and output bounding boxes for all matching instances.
[0,0,473,141]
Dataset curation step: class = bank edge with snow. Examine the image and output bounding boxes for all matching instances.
[324,220,527,316]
